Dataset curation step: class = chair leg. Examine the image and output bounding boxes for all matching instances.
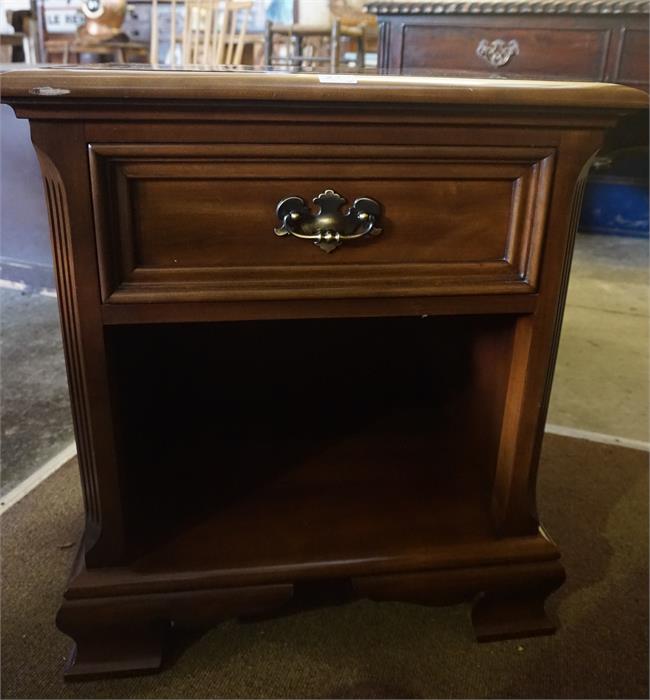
[330,19,340,72]
[357,31,365,70]
[294,34,303,69]
[263,20,272,67]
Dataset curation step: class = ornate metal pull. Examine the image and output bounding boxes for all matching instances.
[274,189,382,253]
[476,39,520,68]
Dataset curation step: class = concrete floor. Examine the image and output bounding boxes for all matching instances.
[548,233,649,442]
[0,232,647,496]
[0,289,73,497]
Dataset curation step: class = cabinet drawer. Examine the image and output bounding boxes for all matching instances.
[401,25,610,80]
[90,144,554,303]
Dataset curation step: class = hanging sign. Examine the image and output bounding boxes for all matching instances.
[43,0,85,33]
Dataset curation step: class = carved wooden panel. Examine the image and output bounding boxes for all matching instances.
[90,144,554,304]
[615,28,650,87]
[399,25,610,79]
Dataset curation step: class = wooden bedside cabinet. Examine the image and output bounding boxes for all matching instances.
[2,68,646,679]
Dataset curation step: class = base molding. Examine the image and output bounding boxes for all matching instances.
[471,561,565,641]
[57,583,295,679]
[353,558,565,641]
[57,539,564,679]
[62,622,167,680]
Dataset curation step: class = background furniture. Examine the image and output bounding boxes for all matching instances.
[33,0,265,63]
[264,0,377,71]
[150,0,254,66]
[0,31,29,62]
[68,36,149,60]
[43,35,149,62]
[331,0,378,62]
[39,0,149,63]
[366,0,649,92]
[2,9,38,62]
[61,0,147,62]
[36,0,255,65]
[123,0,267,64]
[263,18,365,70]
[3,67,645,679]
[36,0,83,62]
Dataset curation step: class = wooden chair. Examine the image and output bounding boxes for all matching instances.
[263,18,365,72]
[264,0,377,75]
[330,0,378,57]
[150,0,253,67]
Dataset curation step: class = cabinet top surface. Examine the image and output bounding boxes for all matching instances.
[364,0,649,14]
[1,66,647,110]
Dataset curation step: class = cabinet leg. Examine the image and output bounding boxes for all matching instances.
[61,622,167,680]
[472,584,561,642]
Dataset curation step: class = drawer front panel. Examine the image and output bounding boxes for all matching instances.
[134,175,512,267]
[401,25,610,80]
[90,144,554,303]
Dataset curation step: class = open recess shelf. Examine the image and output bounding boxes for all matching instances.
[105,313,516,581]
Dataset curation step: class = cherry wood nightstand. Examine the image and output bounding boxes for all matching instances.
[3,67,646,679]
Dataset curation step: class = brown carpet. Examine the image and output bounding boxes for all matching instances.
[1,434,648,699]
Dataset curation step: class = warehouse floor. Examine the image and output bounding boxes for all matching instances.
[0,231,648,500]
[3,432,647,699]
[0,287,72,497]
[548,232,648,442]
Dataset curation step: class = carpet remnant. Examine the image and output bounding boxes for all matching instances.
[1,434,648,699]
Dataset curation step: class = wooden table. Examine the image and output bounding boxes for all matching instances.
[2,67,645,679]
[44,37,149,63]
[366,0,649,92]
[68,38,149,63]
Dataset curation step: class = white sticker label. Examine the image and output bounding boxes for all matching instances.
[318,75,358,85]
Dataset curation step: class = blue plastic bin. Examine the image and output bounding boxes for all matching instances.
[579,148,649,238]
[579,175,649,237]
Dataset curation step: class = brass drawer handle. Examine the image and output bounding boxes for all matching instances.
[476,39,520,68]
[274,189,382,253]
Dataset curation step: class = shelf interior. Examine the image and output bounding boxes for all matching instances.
[105,314,516,577]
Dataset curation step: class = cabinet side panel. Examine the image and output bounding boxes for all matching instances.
[31,123,126,566]
[491,128,604,534]
[40,167,101,531]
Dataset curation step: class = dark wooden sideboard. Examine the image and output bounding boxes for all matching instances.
[2,68,646,679]
[366,0,649,91]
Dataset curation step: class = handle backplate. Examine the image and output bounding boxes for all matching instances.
[476,38,520,68]
[274,189,383,253]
